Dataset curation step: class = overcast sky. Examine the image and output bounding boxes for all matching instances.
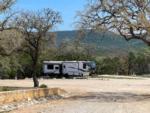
[14,0,86,31]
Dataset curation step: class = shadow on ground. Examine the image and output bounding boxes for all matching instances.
[66,92,150,103]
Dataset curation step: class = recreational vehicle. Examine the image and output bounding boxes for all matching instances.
[43,61,96,78]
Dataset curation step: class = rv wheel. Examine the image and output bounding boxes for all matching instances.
[64,74,69,79]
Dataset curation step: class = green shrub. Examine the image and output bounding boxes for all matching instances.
[39,84,48,88]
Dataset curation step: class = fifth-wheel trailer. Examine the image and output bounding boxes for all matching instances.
[43,61,96,78]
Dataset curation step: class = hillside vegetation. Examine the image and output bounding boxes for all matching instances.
[55,30,147,56]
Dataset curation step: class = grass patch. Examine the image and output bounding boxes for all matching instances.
[0,87,31,92]
[0,87,15,92]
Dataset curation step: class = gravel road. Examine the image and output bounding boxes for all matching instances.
[0,77,150,113]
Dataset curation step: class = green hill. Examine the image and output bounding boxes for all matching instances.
[55,30,147,56]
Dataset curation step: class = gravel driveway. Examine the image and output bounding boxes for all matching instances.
[0,77,150,113]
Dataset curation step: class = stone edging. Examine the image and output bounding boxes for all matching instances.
[0,88,67,105]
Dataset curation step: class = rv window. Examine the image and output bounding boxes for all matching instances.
[83,63,86,69]
[47,64,54,70]
[55,67,59,70]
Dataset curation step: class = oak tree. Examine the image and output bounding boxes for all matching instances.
[10,8,62,87]
[78,0,150,46]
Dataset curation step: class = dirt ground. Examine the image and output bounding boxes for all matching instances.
[1,76,150,113]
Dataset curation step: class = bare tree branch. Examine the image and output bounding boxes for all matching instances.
[78,0,150,46]
[0,0,16,12]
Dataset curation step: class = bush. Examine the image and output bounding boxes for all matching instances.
[96,57,122,75]
[0,74,9,79]
[0,87,12,91]
[39,84,48,88]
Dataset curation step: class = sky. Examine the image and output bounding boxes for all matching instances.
[14,0,86,31]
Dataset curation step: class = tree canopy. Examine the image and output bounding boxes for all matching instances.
[78,0,150,46]
[9,8,62,87]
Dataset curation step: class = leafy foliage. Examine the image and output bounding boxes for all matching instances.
[39,84,48,88]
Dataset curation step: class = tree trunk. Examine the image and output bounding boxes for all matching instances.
[33,74,39,87]
[32,60,39,87]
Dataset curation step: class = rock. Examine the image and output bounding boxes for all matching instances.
[0,95,63,112]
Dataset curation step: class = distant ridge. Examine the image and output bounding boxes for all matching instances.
[54,30,147,56]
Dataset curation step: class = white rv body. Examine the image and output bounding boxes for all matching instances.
[43,61,62,75]
[43,61,94,77]
[62,61,90,76]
